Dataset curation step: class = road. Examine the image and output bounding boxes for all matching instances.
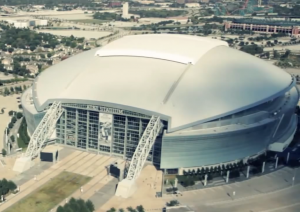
[171,167,300,212]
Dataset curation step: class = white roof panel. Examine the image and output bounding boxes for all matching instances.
[33,35,293,132]
[95,34,228,64]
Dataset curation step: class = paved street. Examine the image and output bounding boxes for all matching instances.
[171,167,300,212]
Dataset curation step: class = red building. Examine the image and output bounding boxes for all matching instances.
[108,2,122,7]
[225,20,300,37]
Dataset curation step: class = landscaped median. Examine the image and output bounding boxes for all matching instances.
[5,171,91,212]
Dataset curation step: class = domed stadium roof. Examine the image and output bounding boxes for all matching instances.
[32,34,294,132]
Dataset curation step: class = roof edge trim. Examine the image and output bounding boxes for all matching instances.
[95,49,193,64]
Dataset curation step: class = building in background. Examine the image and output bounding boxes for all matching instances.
[225,19,300,37]
[7,19,48,28]
[122,2,129,18]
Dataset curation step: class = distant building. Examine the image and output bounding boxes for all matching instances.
[185,3,200,7]
[108,2,122,7]
[176,0,185,4]
[2,58,13,65]
[29,19,48,26]
[13,21,29,28]
[122,2,129,18]
[225,19,300,37]
[26,64,39,75]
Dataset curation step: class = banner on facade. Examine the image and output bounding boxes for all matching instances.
[98,113,112,146]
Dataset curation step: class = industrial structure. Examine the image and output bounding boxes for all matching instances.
[14,34,299,198]
[225,18,300,36]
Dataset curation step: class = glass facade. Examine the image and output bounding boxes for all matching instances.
[56,104,167,166]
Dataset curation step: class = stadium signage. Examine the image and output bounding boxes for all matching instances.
[87,105,124,115]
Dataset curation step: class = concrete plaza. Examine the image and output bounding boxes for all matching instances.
[0,147,118,212]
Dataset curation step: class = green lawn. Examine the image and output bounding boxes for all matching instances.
[5,171,91,212]
[72,19,108,24]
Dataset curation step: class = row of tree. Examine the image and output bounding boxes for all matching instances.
[0,178,17,198]
[0,0,94,6]
[56,198,94,212]
[17,117,30,148]
[3,85,27,96]
[129,9,186,18]
[106,205,145,212]
[182,160,245,176]
[7,111,23,129]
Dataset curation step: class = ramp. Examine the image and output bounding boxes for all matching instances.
[115,116,162,198]
[13,101,64,173]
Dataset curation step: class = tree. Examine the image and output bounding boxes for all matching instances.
[10,87,14,93]
[8,111,14,116]
[136,205,145,212]
[8,48,14,53]
[8,123,13,129]
[12,116,17,123]
[18,104,22,109]
[56,206,65,212]
[4,87,10,96]
[23,85,26,90]
[40,54,45,59]
[273,50,280,59]
[126,207,136,212]
[107,208,117,212]
[16,112,23,119]
[70,42,77,48]
[7,180,17,191]
[2,149,7,157]
[167,200,179,207]
[86,200,94,212]
[10,135,15,142]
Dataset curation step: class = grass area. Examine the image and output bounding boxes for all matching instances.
[72,19,107,24]
[5,171,91,212]
[17,118,30,149]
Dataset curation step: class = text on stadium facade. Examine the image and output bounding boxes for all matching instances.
[87,105,124,115]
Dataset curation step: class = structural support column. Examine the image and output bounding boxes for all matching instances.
[246,165,250,178]
[64,110,67,145]
[75,109,78,147]
[86,110,90,151]
[262,162,265,173]
[226,171,230,183]
[287,152,290,164]
[123,116,128,159]
[204,174,208,186]
[275,157,278,169]
[174,178,178,188]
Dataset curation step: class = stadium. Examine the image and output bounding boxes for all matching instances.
[20,34,298,179]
